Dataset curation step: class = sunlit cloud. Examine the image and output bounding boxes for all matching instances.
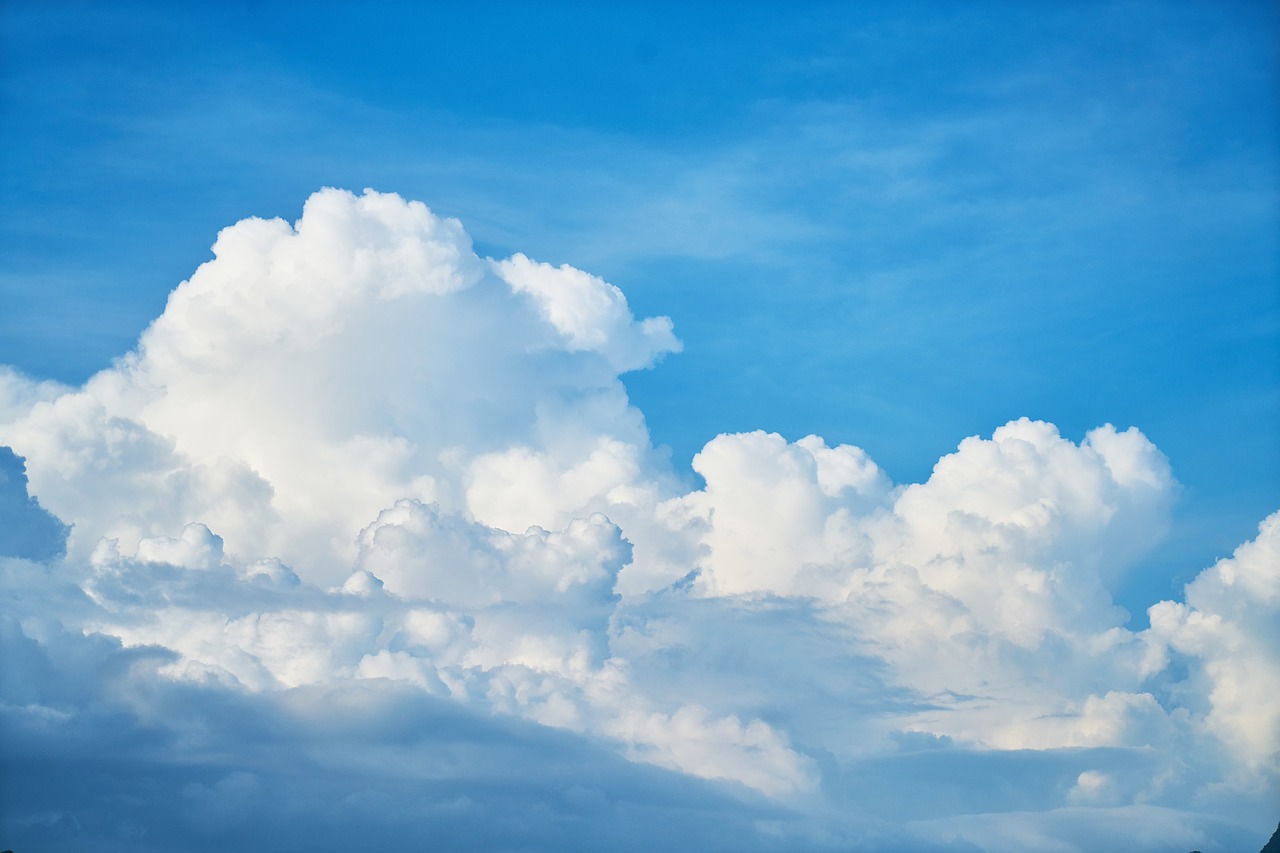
[1,189,1274,851]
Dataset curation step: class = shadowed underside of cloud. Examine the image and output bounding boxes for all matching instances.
[0,189,1275,852]
[0,631,794,853]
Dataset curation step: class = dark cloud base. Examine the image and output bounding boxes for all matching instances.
[1,643,780,853]
[1,608,1269,853]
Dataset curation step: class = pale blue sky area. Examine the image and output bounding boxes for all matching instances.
[2,1,1277,616]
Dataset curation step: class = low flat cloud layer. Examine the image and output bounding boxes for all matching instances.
[1,189,1275,852]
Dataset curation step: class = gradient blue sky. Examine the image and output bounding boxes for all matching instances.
[1,6,1279,850]
[3,2,1276,618]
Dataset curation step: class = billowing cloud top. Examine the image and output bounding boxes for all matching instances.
[3,189,679,581]
[0,189,1275,853]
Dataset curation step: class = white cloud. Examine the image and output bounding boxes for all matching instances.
[0,188,677,585]
[605,704,817,798]
[646,420,1189,762]
[493,253,680,372]
[670,429,890,599]
[1145,511,1280,773]
[0,366,69,423]
[353,498,626,607]
[0,188,1275,851]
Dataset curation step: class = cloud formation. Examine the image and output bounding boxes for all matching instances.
[1,189,1275,852]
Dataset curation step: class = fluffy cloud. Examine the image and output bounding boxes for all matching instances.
[1,189,1275,852]
[0,189,677,583]
[1146,512,1280,772]
[494,253,680,372]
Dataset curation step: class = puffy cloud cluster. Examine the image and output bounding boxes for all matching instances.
[652,420,1187,758]
[0,189,678,581]
[0,189,1275,852]
[1147,513,1280,769]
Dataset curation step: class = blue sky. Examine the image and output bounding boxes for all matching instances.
[1,3,1278,851]
[3,1,1276,613]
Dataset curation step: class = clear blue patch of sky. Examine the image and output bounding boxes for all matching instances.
[1,0,1276,617]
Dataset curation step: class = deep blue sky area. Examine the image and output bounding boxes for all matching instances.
[2,1,1277,615]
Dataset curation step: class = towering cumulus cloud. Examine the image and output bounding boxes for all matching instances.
[0,189,1275,852]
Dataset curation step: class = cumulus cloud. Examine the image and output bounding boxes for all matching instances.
[1146,512,1280,772]
[0,189,678,582]
[494,253,681,372]
[1,188,1275,852]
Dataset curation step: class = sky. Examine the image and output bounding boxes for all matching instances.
[0,2,1277,852]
